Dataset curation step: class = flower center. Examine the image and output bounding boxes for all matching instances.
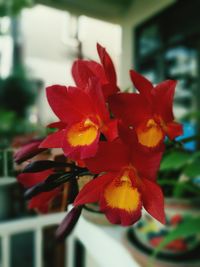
[104,170,140,212]
[136,117,164,148]
[67,118,99,147]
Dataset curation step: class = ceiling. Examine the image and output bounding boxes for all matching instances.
[36,0,134,21]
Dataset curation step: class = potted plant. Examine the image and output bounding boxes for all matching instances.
[14,43,184,243]
[133,132,200,257]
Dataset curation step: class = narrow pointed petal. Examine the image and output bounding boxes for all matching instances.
[14,139,46,164]
[100,178,142,226]
[153,80,176,122]
[130,70,153,100]
[140,178,166,224]
[85,77,110,121]
[72,60,107,89]
[85,60,107,83]
[56,206,82,240]
[74,173,114,206]
[84,61,119,98]
[39,130,65,149]
[97,43,117,86]
[166,121,183,140]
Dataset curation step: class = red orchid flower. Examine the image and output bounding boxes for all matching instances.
[74,127,165,226]
[40,78,118,160]
[72,43,119,99]
[109,70,183,149]
[17,170,60,213]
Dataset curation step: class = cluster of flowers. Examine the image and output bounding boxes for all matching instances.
[15,44,183,239]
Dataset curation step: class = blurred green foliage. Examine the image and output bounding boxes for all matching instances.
[0,109,41,148]
[158,136,200,199]
[0,73,37,117]
[0,67,43,148]
[0,0,33,17]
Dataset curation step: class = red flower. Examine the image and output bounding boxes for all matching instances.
[74,127,165,226]
[17,170,60,213]
[40,78,118,160]
[72,43,119,99]
[109,70,183,149]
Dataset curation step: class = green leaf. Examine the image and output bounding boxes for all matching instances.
[160,151,191,171]
[172,181,200,197]
[149,217,200,266]
[191,151,200,160]
[184,160,200,177]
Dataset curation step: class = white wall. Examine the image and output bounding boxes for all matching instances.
[21,4,122,124]
[21,1,177,123]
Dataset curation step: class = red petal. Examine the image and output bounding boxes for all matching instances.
[85,140,129,173]
[85,77,110,121]
[47,121,66,129]
[29,188,60,213]
[72,60,95,89]
[118,124,138,148]
[46,85,94,124]
[85,60,107,83]
[72,47,118,99]
[132,148,164,181]
[100,178,142,226]
[102,119,118,141]
[74,173,114,206]
[166,121,183,140]
[39,130,65,149]
[130,70,153,101]
[102,205,141,226]
[62,124,100,160]
[14,139,46,164]
[109,93,151,126]
[72,59,109,93]
[17,170,52,188]
[85,61,119,98]
[97,43,117,86]
[153,80,177,122]
[140,178,166,224]
[102,83,119,99]
[118,125,164,181]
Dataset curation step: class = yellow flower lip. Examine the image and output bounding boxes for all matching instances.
[67,118,99,147]
[104,169,141,212]
[136,117,164,148]
[84,118,97,128]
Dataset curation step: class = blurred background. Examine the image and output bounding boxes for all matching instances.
[0,0,200,267]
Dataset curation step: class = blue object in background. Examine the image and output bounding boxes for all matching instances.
[176,122,196,151]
